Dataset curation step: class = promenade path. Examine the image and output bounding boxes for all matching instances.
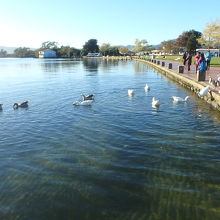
[155,59,220,93]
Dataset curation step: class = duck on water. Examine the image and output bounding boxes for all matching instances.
[73,94,95,106]
[13,101,29,109]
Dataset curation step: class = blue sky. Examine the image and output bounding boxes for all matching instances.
[0,0,220,49]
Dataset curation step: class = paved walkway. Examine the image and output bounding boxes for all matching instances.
[155,59,220,92]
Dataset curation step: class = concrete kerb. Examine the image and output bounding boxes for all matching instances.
[136,59,220,112]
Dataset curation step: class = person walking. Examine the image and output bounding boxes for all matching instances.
[183,52,187,65]
[185,52,192,71]
[205,50,212,70]
[195,51,201,73]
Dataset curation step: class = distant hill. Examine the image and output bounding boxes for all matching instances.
[0,46,17,54]
[152,44,161,49]
[0,46,36,54]
[116,44,161,50]
[116,45,134,50]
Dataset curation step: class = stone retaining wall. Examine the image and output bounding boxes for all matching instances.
[136,59,220,112]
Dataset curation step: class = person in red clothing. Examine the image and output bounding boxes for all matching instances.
[195,51,201,73]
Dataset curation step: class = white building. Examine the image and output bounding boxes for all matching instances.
[39,49,57,58]
[86,53,102,57]
[196,49,220,57]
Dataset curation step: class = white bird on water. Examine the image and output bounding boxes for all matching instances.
[172,96,190,103]
[128,89,135,96]
[73,100,94,106]
[144,84,150,92]
[152,97,160,108]
[73,94,94,106]
[199,85,209,97]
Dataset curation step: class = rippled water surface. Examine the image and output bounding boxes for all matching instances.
[0,58,220,220]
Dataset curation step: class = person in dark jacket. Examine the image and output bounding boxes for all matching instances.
[185,52,192,71]
[183,52,188,65]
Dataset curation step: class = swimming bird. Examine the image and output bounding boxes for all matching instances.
[144,84,150,92]
[172,96,190,103]
[0,104,3,110]
[209,77,218,87]
[198,85,209,97]
[73,100,94,106]
[13,101,28,109]
[81,94,94,101]
[152,97,160,108]
[73,94,94,106]
[128,89,135,96]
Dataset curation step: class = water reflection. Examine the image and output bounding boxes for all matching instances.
[134,61,151,73]
[83,58,101,73]
[0,59,220,219]
[40,59,80,73]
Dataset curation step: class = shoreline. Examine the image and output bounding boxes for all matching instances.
[136,58,220,112]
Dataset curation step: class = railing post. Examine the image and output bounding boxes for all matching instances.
[197,70,206,81]
[178,65,184,73]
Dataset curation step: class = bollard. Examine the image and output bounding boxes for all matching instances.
[197,70,206,81]
[178,65,184,73]
[168,63,172,69]
[151,59,154,63]
[161,61,165,67]
[157,61,160,65]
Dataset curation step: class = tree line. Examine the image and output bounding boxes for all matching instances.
[158,20,220,54]
[0,20,219,58]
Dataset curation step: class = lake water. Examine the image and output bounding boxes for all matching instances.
[0,58,220,220]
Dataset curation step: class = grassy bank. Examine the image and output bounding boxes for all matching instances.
[144,55,220,66]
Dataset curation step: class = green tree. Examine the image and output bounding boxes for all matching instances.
[108,46,120,56]
[58,46,71,57]
[81,39,99,56]
[41,41,58,49]
[134,39,151,52]
[161,40,177,54]
[199,20,220,48]
[70,47,81,57]
[99,43,121,56]
[175,30,201,52]
[0,49,7,57]
[119,47,129,55]
[14,47,35,58]
[57,46,81,58]
[186,34,198,52]
[99,43,111,56]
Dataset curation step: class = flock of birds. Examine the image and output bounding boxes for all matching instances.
[127,83,208,108]
[73,83,210,108]
[209,76,220,88]
[0,84,210,111]
[0,101,29,111]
